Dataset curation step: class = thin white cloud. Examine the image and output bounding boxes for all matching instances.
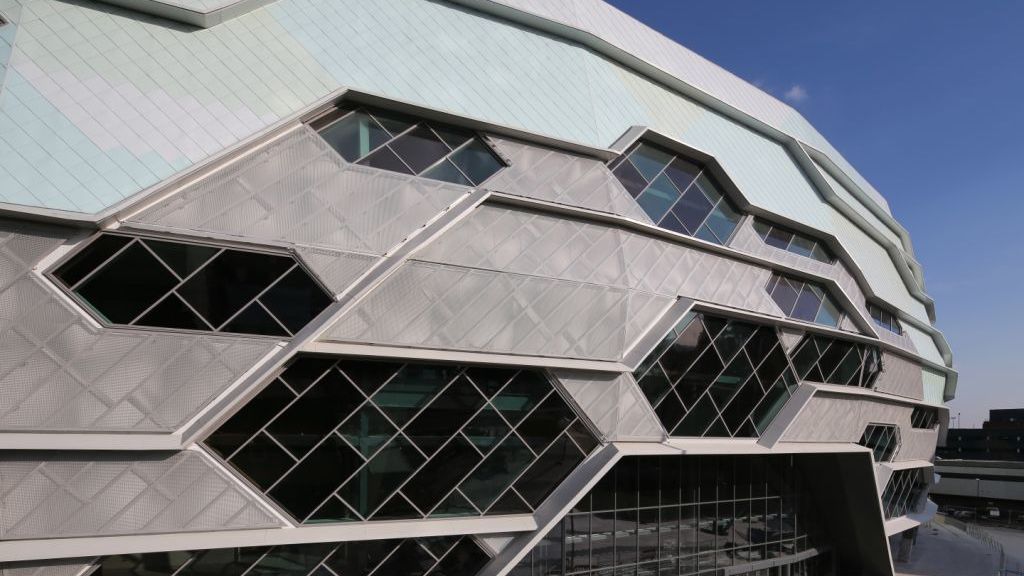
[783,84,808,103]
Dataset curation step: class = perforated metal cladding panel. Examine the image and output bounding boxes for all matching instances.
[0,219,275,431]
[130,126,465,258]
[484,136,652,222]
[552,370,664,440]
[322,261,672,360]
[0,450,282,540]
[873,353,925,401]
[0,559,91,576]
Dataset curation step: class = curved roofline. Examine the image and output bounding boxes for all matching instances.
[442,0,938,323]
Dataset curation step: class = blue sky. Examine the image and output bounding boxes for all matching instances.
[607,1,1024,427]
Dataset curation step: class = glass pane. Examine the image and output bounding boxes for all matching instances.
[325,539,400,575]
[664,156,700,193]
[486,489,531,515]
[308,495,360,523]
[458,434,535,510]
[704,200,742,244]
[268,434,363,521]
[340,435,425,518]
[318,110,391,161]
[337,403,396,458]
[222,303,288,337]
[368,110,416,138]
[144,239,219,279]
[336,359,402,396]
[709,354,754,408]
[637,366,673,407]
[493,371,550,425]
[654,390,685,433]
[178,547,268,576]
[358,145,415,174]
[430,490,479,517]
[515,434,585,507]
[388,125,451,173]
[403,436,482,513]
[177,249,293,327]
[278,358,337,394]
[374,493,420,520]
[229,432,295,491]
[267,368,363,457]
[466,366,518,398]
[404,375,485,455]
[637,173,682,222]
[54,234,132,288]
[516,393,576,453]
[763,225,792,250]
[450,139,504,185]
[814,295,842,327]
[673,394,717,437]
[463,405,512,453]
[137,293,210,331]
[420,158,472,186]
[206,379,294,458]
[372,364,456,423]
[676,349,724,407]
[77,242,178,324]
[628,144,674,182]
[611,159,648,197]
[670,186,713,234]
[433,125,474,150]
[369,540,435,576]
[791,285,823,323]
[434,538,490,575]
[768,278,799,316]
[259,267,332,334]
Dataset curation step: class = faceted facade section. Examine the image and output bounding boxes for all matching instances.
[789,335,882,388]
[609,142,742,244]
[512,454,831,576]
[633,313,798,437]
[765,273,845,328]
[859,424,901,462]
[87,536,489,576]
[881,469,927,519]
[205,356,599,522]
[52,234,332,337]
[312,106,505,186]
[752,219,834,264]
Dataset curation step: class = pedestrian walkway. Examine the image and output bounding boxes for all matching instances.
[895,521,1000,576]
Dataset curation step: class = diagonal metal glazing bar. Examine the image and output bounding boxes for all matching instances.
[176,187,493,448]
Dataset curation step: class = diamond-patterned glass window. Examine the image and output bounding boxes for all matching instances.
[859,423,900,462]
[868,303,903,335]
[752,219,834,264]
[51,234,332,337]
[766,273,846,328]
[633,313,799,438]
[311,106,505,186]
[205,356,599,523]
[789,334,882,388]
[609,142,742,244]
[89,536,489,576]
[911,407,939,429]
[881,468,927,519]
[512,454,831,576]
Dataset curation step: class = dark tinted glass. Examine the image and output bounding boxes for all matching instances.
[420,158,472,186]
[268,434,362,520]
[318,110,391,161]
[54,234,131,287]
[459,434,534,510]
[77,242,177,323]
[516,435,585,507]
[223,303,288,337]
[388,125,451,173]
[230,432,295,490]
[339,436,425,517]
[137,294,210,331]
[177,250,292,327]
[206,379,294,458]
[359,146,414,174]
[144,239,219,279]
[260,268,332,333]
[403,436,481,513]
[611,160,648,197]
[405,375,485,454]
[450,138,504,184]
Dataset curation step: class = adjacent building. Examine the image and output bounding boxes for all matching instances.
[0,0,954,575]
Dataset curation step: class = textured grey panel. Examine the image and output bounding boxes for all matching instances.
[0,220,276,431]
[293,246,378,296]
[417,204,781,312]
[874,353,924,401]
[780,393,910,444]
[730,218,918,352]
[777,328,805,353]
[0,559,91,576]
[323,261,672,360]
[0,451,281,540]
[130,126,469,257]
[553,370,663,441]
[485,136,652,223]
[898,429,940,463]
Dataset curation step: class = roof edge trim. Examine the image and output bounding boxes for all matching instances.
[95,0,277,28]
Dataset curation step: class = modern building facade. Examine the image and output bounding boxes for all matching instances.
[938,409,1024,461]
[0,1,954,575]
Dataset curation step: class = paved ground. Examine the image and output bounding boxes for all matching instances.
[894,522,1000,576]
[985,526,1024,572]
